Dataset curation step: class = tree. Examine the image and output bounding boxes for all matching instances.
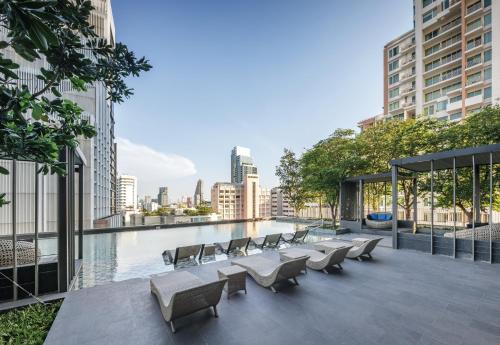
[358,118,452,219]
[0,0,151,206]
[301,129,366,227]
[275,149,308,215]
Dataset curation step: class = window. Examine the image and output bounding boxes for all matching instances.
[467,71,481,85]
[423,0,435,7]
[484,13,492,26]
[423,9,437,23]
[425,29,439,41]
[389,101,400,111]
[442,81,461,94]
[425,90,441,102]
[442,0,450,10]
[389,46,399,58]
[449,95,462,103]
[484,31,492,44]
[389,59,399,72]
[436,100,447,112]
[425,43,440,56]
[389,73,399,85]
[484,67,492,81]
[425,75,441,87]
[467,54,481,68]
[484,49,492,62]
[467,18,481,32]
[467,89,481,98]
[423,105,435,116]
[484,86,492,99]
[484,0,491,7]
[389,87,399,98]
[450,112,462,121]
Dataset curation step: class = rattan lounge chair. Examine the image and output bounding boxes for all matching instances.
[150,271,227,333]
[216,237,251,255]
[279,246,352,273]
[232,255,308,293]
[163,244,203,265]
[281,229,309,244]
[252,233,282,249]
[346,238,383,261]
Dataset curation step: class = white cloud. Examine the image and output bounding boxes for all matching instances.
[116,137,196,196]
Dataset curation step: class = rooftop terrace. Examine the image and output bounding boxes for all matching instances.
[45,240,500,345]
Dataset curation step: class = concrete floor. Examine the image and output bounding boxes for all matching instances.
[45,243,500,345]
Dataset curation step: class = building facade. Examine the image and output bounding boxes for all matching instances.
[231,146,258,183]
[194,179,204,206]
[0,0,117,233]
[157,187,169,207]
[382,0,498,122]
[117,175,138,213]
[259,188,272,218]
[271,187,295,217]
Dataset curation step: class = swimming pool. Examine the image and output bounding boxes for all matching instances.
[75,220,331,288]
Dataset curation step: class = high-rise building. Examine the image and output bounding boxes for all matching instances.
[380,0,498,123]
[271,187,295,217]
[117,175,138,213]
[0,0,117,233]
[158,187,169,207]
[194,179,204,206]
[231,146,258,183]
[259,188,272,218]
[211,174,263,220]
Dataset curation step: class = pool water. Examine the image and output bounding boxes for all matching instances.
[76,220,330,288]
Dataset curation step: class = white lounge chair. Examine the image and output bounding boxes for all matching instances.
[279,246,352,273]
[150,271,227,333]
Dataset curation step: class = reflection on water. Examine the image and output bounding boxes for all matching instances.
[77,220,326,288]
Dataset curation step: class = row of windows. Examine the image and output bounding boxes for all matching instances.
[425,16,461,41]
[425,49,461,72]
[425,33,461,57]
[423,86,491,116]
[425,66,461,87]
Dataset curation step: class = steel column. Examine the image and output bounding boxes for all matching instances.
[489,152,493,263]
[430,160,434,255]
[413,177,418,228]
[384,182,387,213]
[472,155,475,260]
[453,157,456,259]
[12,159,17,301]
[58,148,68,292]
[34,163,39,296]
[78,164,84,260]
[392,165,398,249]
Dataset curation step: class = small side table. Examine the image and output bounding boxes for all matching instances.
[217,265,247,299]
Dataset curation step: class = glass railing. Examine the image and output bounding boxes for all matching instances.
[467,38,482,50]
[467,57,481,68]
[466,74,481,85]
[466,2,481,15]
[466,19,482,32]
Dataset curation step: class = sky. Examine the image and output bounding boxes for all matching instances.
[112,0,413,201]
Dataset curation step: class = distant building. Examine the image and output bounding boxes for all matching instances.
[259,188,272,218]
[231,146,258,183]
[144,201,159,212]
[117,175,138,214]
[271,187,294,217]
[158,187,169,207]
[194,179,204,206]
[186,197,193,208]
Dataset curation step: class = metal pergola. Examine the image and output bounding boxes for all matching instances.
[2,146,86,301]
[390,143,500,263]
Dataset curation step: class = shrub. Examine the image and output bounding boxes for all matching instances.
[0,301,61,345]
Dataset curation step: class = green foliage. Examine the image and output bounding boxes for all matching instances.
[184,205,212,216]
[276,149,308,214]
[0,301,61,345]
[0,0,151,206]
[143,207,173,217]
[301,129,366,226]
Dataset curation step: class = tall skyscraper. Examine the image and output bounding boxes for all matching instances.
[158,187,169,207]
[194,179,204,206]
[0,0,117,233]
[231,146,258,183]
[381,0,498,123]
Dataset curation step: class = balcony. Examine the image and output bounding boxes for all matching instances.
[466,1,482,16]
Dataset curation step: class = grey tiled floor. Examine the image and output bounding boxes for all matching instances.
[45,244,500,345]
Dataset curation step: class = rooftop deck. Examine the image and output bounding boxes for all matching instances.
[45,242,500,345]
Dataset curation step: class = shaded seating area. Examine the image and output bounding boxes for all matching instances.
[281,229,309,244]
[216,237,251,255]
[279,246,352,273]
[150,271,227,333]
[365,213,392,229]
[232,255,308,293]
[251,233,281,249]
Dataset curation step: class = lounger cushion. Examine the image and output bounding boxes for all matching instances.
[151,271,203,310]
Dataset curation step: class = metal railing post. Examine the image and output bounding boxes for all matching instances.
[12,159,17,301]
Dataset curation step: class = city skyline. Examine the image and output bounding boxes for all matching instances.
[112,0,413,200]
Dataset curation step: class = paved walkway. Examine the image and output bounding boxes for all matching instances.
[46,243,500,345]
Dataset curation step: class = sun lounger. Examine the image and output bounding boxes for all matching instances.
[345,238,383,261]
[281,229,309,244]
[232,255,308,292]
[252,233,282,249]
[163,244,203,265]
[150,271,227,333]
[279,246,352,273]
[216,237,251,255]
